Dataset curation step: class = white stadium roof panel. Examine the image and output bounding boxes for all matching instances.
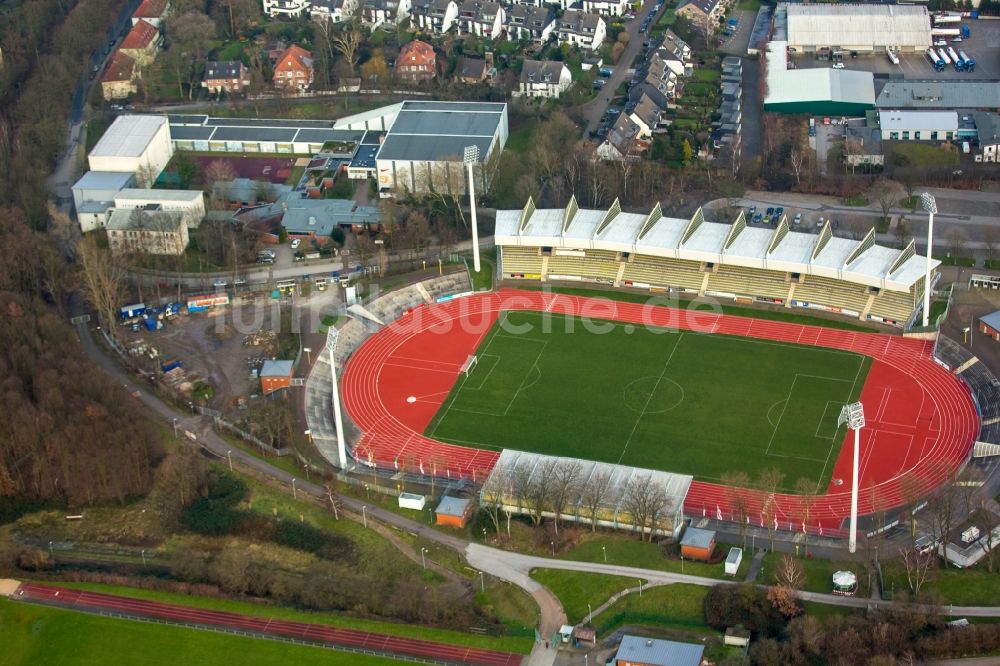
[498,201,937,292]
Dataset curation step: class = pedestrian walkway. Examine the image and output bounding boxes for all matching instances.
[744,549,766,583]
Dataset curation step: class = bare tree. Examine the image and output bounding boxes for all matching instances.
[775,554,805,589]
[622,473,672,542]
[899,546,936,594]
[944,226,967,259]
[789,147,810,186]
[757,467,786,550]
[871,179,900,226]
[580,469,613,532]
[984,225,1000,264]
[331,29,363,74]
[480,465,509,536]
[525,458,558,526]
[794,477,818,552]
[77,235,128,339]
[722,471,752,548]
[548,461,583,535]
[976,499,1000,573]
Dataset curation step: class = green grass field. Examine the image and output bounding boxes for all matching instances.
[0,598,410,666]
[428,311,870,489]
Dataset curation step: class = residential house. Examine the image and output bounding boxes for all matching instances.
[131,0,170,27]
[411,0,458,34]
[634,54,677,109]
[272,44,314,91]
[663,29,691,61]
[596,114,649,161]
[311,0,359,22]
[975,112,1000,162]
[106,208,189,255]
[518,59,572,98]
[506,5,553,42]
[262,0,310,18]
[101,51,138,101]
[395,39,437,83]
[456,55,489,84]
[203,60,250,94]
[675,0,725,34]
[120,19,161,67]
[457,1,505,39]
[555,10,606,51]
[361,0,411,27]
[583,0,627,17]
[843,123,884,167]
[629,93,668,137]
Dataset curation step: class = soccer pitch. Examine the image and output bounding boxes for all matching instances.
[427,311,871,491]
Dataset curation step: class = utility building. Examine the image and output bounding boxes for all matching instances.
[783,3,931,53]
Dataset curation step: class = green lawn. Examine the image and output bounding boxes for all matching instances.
[761,553,870,596]
[506,120,538,155]
[882,562,1000,606]
[531,569,639,624]
[934,255,977,268]
[893,143,960,167]
[57,582,534,653]
[512,285,880,332]
[559,534,745,580]
[590,583,710,635]
[0,598,411,666]
[428,311,869,487]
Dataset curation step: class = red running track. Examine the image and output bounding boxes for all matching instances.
[341,290,978,530]
[14,582,523,666]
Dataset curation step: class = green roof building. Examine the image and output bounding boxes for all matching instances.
[764,41,876,115]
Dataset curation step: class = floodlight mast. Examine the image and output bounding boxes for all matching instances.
[464,145,481,273]
[921,193,938,328]
[839,402,865,553]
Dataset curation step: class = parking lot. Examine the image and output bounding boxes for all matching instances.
[788,18,1000,81]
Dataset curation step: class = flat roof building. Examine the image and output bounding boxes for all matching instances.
[89,115,174,185]
[107,208,189,256]
[614,635,705,666]
[783,3,931,53]
[764,41,875,115]
[876,80,1000,111]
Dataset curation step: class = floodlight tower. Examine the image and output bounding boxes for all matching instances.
[325,326,348,469]
[921,192,938,328]
[839,402,866,554]
[464,145,481,273]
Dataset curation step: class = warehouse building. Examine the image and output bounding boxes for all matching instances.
[875,80,1000,112]
[879,110,959,141]
[783,3,931,54]
[88,114,174,184]
[764,41,876,115]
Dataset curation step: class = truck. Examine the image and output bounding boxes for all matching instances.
[947,46,962,69]
[933,13,961,25]
[961,25,970,38]
[926,48,946,71]
[119,303,146,319]
[959,50,975,72]
[937,47,952,66]
[931,28,961,37]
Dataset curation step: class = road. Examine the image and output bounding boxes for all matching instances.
[581,0,663,136]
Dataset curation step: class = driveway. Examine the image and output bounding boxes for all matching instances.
[581,0,664,135]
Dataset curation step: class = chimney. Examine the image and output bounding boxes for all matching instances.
[485,51,494,66]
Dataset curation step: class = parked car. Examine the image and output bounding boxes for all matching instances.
[832,63,845,69]
[775,207,784,217]
[765,207,774,217]
[213,280,228,289]
[793,213,802,225]
[599,67,612,77]
[290,239,301,249]
[593,80,606,90]
[752,213,763,223]
[748,205,757,216]
[934,39,947,47]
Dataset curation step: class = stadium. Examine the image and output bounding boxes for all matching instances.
[309,200,987,538]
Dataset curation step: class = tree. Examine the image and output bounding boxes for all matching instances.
[360,52,389,86]
[682,138,693,165]
[789,147,809,186]
[899,546,936,594]
[622,473,672,542]
[480,465,508,536]
[331,29,363,74]
[204,159,238,206]
[794,477,818,551]
[767,585,801,618]
[983,224,1000,263]
[757,467,786,550]
[524,458,557,526]
[944,226,966,259]
[579,469,612,532]
[165,11,216,100]
[330,226,346,248]
[722,471,753,548]
[871,179,900,226]
[353,233,376,270]
[775,554,805,590]
[77,234,127,338]
[548,461,582,535]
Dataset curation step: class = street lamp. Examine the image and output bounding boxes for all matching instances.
[362,505,368,529]
[587,603,592,622]
[464,145,481,274]
[839,402,866,554]
[550,540,555,557]
[920,192,938,328]
[227,449,233,472]
[421,547,428,569]
[478,571,486,592]
[602,545,607,562]
[292,478,297,500]
[638,579,643,597]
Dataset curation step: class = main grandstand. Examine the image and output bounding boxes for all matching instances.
[495,197,937,327]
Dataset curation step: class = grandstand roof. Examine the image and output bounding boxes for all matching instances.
[784,3,931,49]
[483,450,692,531]
[495,198,938,292]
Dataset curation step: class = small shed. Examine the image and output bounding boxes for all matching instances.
[724,627,751,648]
[398,492,426,511]
[259,360,294,395]
[558,625,574,643]
[435,496,472,528]
[613,635,705,666]
[979,310,1000,341]
[573,625,596,645]
[680,527,717,562]
[725,547,743,576]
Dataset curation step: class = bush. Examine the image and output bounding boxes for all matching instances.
[182,471,247,535]
[703,583,786,638]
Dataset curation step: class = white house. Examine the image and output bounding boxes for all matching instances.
[879,110,958,141]
[629,93,666,137]
[411,0,458,33]
[583,0,628,17]
[519,60,572,98]
[555,10,606,51]
[361,0,412,26]
[974,112,1000,162]
[311,0,359,22]
[262,0,310,18]
[457,1,505,39]
[507,5,553,42]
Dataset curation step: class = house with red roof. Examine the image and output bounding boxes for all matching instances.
[101,51,138,101]
[121,19,162,67]
[395,40,436,83]
[272,44,314,91]
[132,0,170,27]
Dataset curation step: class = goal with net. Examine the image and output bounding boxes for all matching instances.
[460,355,478,377]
